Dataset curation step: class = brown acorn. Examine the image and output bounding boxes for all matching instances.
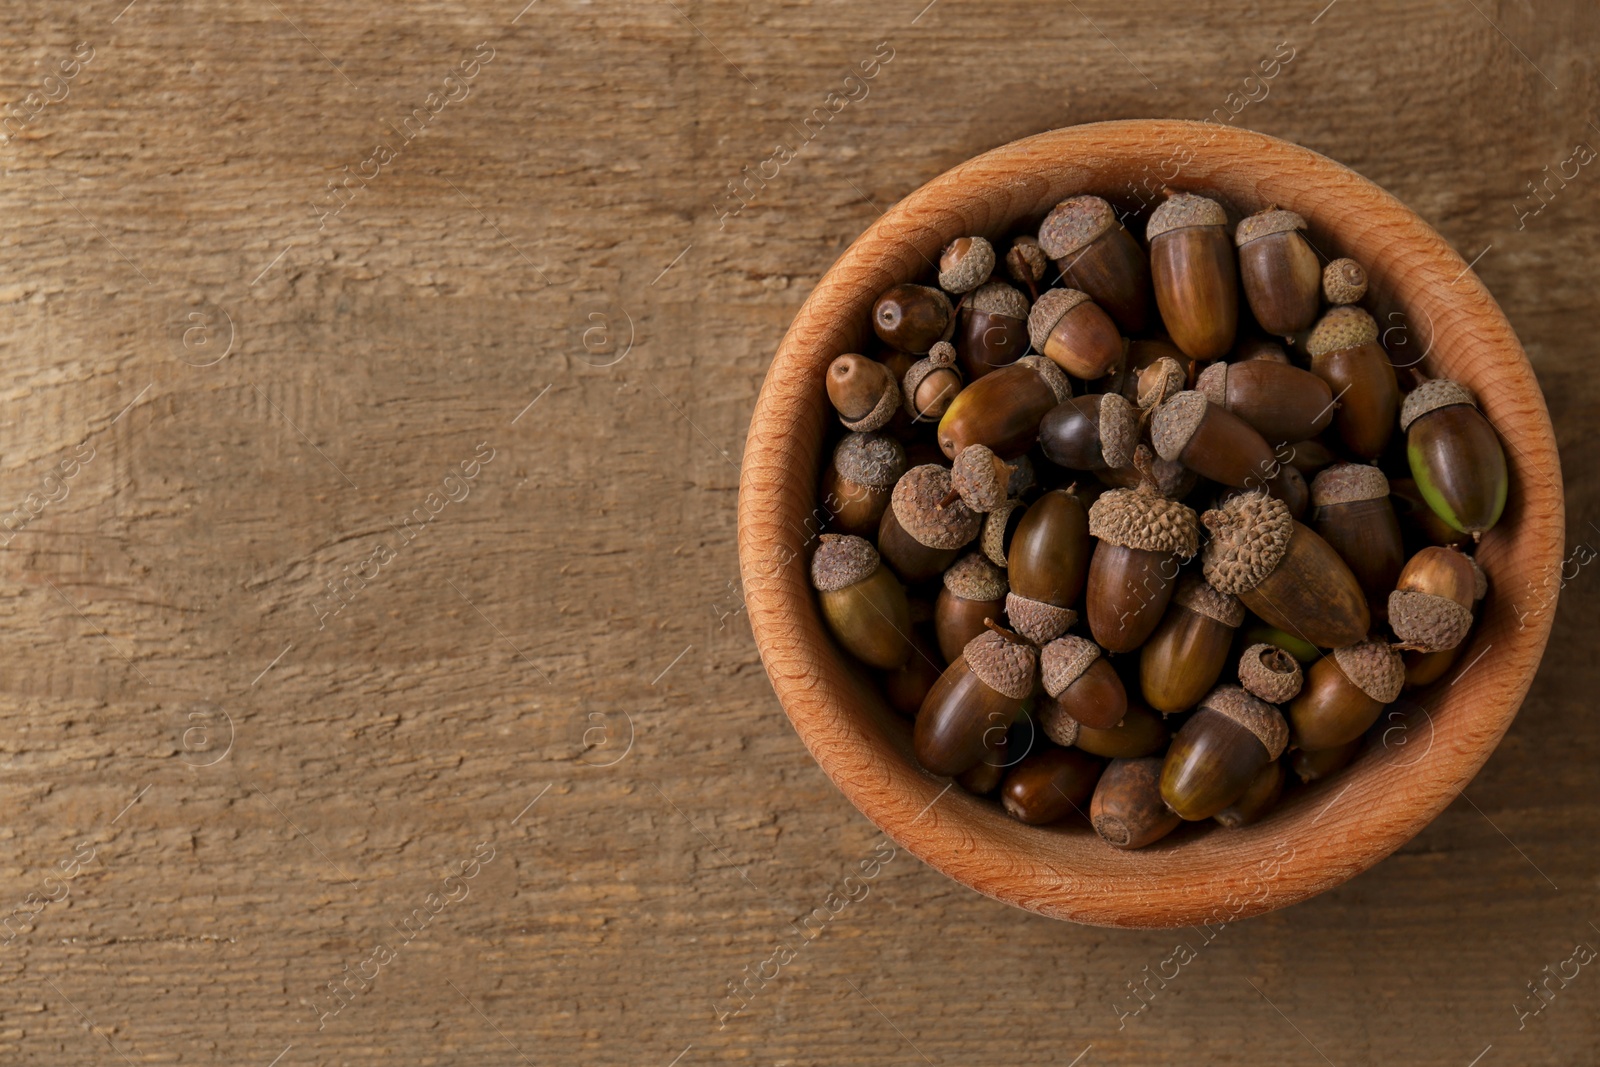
[938,236,995,294]
[1112,337,1188,404]
[821,432,907,538]
[1305,307,1400,460]
[1322,258,1368,305]
[954,281,1031,380]
[1388,546,1477,652]
[1001,745,1103,825]
[877,465,982,584]
[1291,738,1361,783]
[1139,573,1245,713]
[1086,472,1201,653]
[914,626,1036,777]
[1310,463,1404,618]
[1201,491,1371,649]
[1027,288,1124,380]
[1236,642,1304,704]
[1402,379,1508,539]
[1040,634,1127,731]
[881,631,944,716]
[1038,392,1140,472]
[1005,235,1049,299]
[1074,699,1169,759]
[1005,488,1091,643]
[826,353,900,432]
[811,534,913,669]
[1402,556,1484,685]
[1269,463,1310,521]
[1214,759,1285,829]
[1037,195,1151,333]
[1284,438,1338,480]
[1147,192,1238,361]
[956,731,1007,796]
[949,444,1017,513]
[1091,757,1181,849]
[1160,685,1288,821]
[1288,639,1405,750]
[872,283,953,354]
[935,553,1008,664]
[902,341,964,422]
[1194,358,1335,445]
[1235,208,1321,337]
[980,499,1025,568]
[937,355,1072,460]
[1151,390,1280,491]
[1135,355,1189,411]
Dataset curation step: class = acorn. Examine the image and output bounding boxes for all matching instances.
[902,341,964,422]
[881,631,944,716]
[1001,745,1103,826]
[937,355,1072,460]
[872,283,953,354]
[1040,634,1127,731]
[1005,235,1049,299]
[1037,195,1151,333]
[1151,390,1279,492]
[956,732,1007,796]
[821,432,906,538]
[1322,258,1368,305]
[1074,699,1169,759]
[935,553,1008,664]
[1038,392,1139,472]
[877,465,982,584]
[1085,471,1201,653]
[914,625,1037,777]
[1401,379,1508,539]
[1403,557,1484,684]
[1194,358,1335,446]
[1310,464,1404,617]
[1391,477,1474,549]
[1135,356,1189,411]
[938,236,995,294]
[1160,685,1288,821]
[1139,573,1245,714]
[811,534,913,669]
[1026,288,1124,380]
[1201,490,1370,649]
[949,444,1017,513]
[1112,337,1188,404]
[954,281,1031,380]
[1292,738,1361,783]
[1268,463,1310,521]
[1214,759,1285,829]
[1285,438,1338,480]
[1388,546,1477,652]
[980,499,1025,568]
[1147,192,1238,361]
[1005,488,1092,643]
[1236,642,1304,704]
[1288,639,1405,750]
[826,353,900,432]
[1091,757,1181,849]
[1235,208,1321,337]
[1305,307,1400,460]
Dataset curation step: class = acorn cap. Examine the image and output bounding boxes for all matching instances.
[1026,288,1094,352]
[1306,306,1379,357]
[981,501,1021,567]
[1006,236,1048,286]
[939,236,995,294]
[1088,485,1201,557]
[1323,258,1367,305]
[1333,639,1406,704]
[1040,634,1102,697]
[1195,361,1228,407]
[1388,590,1474,652]
[1172,572,1245,628]
[1006,593,1077,645]
[1235,208,1307,246]
[1037,195,1117,260]
[1017,354,1073,405]
[1200,491,1294,595]
[970,279,1030,319]
[838,370,900,433]
[810,533,879,592]
[1237,643,1303,704]
[1467,554,1488,601]
[902,341,960,420]
[943,552,1008,602]
[1138,357,1188,410]
[891,465,982,550]
[1037,699,1081,747]
[1146,192,1228,240]
[964,629,1037,700]
[1098,393,1139,470]
[1150,391,1209,462]
[1400,379,1477,431]
[1310,463,1389,507]
[950,444,1012,513]
[1198,685,1288,760]
[833,432,907,490]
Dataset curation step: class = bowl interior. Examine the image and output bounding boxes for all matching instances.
[736,120,1564,928]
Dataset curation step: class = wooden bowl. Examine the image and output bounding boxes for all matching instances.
[736,121,1564,928]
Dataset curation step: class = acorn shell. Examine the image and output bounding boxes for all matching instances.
[1026,288,1095,353]
[1388,590,1474,652]
[1400,379,1477,432]
[1087,487,1200,557]
[1040,635,1102,697]
[939,236,995,294]
[1332,640,1406,704]
[834,433,907,490]
[1147,192,1228,238]
[1306,306,1379,357]
[891,465,982,550]
[839,372,900,433]
[1323,258,1368,305]
[950,444,1012,513]
[964,630,1038,700]
[1310,463,1389,507]
[1237,642,1303,704]
[1200,491,1295,595]
[1172,572,1245,628]
[1006,594,1078,645]
[810,534,880,592]
[1234,208,1307,246]
[1150,390,1210,462]
[970,280,1030,318]
[943,552,1007,602]
[982,501,1022,567]
[1038,195,1117,259]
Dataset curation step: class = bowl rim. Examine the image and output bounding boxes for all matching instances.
[736,120,1565,928]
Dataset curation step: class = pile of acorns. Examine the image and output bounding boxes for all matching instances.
[810,191,1508,850]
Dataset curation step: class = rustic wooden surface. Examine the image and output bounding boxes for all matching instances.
[0,1,1595,1064]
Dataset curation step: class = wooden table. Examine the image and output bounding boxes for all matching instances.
[0,1,1594,1063]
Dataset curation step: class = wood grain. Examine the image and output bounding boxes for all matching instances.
[0,1,1596,1064]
